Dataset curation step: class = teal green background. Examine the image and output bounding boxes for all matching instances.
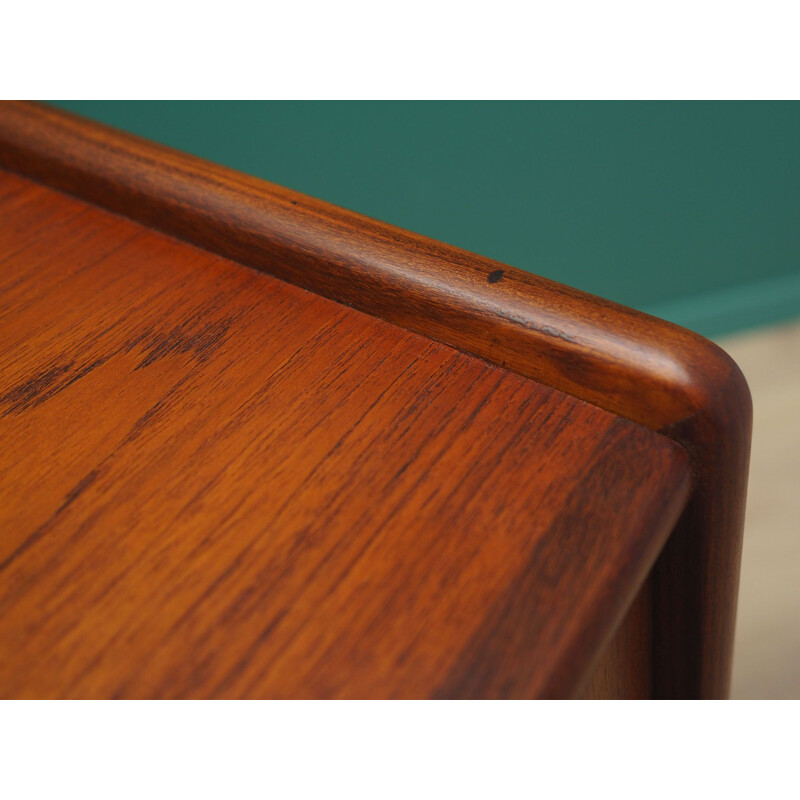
[51,101,800,337]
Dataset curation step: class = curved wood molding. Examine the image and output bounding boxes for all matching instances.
[0,101,752,698]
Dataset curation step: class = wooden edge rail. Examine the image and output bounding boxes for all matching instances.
[0,101,752,698]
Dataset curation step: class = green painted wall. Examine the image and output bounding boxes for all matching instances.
[51,101,800,337]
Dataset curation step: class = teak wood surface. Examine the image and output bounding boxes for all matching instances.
[0,102,751,698]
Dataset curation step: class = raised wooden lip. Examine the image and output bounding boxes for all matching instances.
[0,101,751,698]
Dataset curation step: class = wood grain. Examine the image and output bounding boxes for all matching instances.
[0,101,752,697]
[0,170,690,698]
[578,578,653,699]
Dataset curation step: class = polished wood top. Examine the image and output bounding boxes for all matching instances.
[0,170,690,698]
[0,101,753,697]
